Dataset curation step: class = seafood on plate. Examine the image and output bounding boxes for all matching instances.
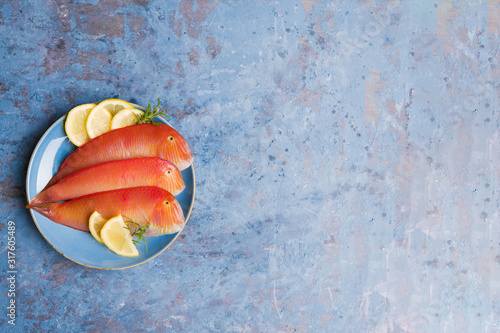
[27,187,185,236]
[44,123,193,189]
[30,157,185,205]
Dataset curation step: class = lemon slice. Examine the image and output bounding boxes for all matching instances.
[94,98,133,116]
[65,103,96,146]
[89,211,107,243]
[110,108,144,130]
[86,106,112,139]
[100,215,139,257]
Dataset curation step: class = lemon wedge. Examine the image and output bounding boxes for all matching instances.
[100,215,139,257]
[110,108,144,130]
[89,211,107,243]
[86,106,112,139]
[65,103,96,146]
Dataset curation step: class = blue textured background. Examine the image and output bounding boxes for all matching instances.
[1,0,499,331]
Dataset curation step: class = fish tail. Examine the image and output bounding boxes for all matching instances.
[27,201,89,233]
[26,202,60,220]
[29,191,51,205]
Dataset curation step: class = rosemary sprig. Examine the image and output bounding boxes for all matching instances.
[123,218,149,254]
[134,98,170,126]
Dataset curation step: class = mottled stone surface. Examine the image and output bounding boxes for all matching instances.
[1,0,499,332]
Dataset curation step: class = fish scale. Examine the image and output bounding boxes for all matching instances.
[27,187,185,236]
[29,157,185,204]
[44,123,193,189]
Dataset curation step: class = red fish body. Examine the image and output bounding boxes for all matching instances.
[45,123,193,188]
[30,158,185,205]
[27,187,185,236]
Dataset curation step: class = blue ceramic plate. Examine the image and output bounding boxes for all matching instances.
[26,107,195,270]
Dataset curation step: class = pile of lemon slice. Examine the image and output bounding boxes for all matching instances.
[89,211,139,257]
[65,99,144,147]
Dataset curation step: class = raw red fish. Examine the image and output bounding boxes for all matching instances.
[30,158,185,205]
[45,123,193,188]
[27,187,185,236]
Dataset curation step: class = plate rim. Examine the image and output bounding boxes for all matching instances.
[25,103,196,270]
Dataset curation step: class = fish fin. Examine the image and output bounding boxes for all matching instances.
[26,202,60,220]
[28,197,41,205]
[29,192,49,205]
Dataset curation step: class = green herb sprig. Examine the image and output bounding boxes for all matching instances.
[135,98,170,126]
[124,219,149,254]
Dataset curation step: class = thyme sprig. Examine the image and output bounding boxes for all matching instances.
[135,98,170,126]
[124,218,149,254]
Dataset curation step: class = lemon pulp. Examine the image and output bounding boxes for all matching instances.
[89,211,107,243]
[110,108,144,130]
[100,215,139,257]
[65,103,96,146]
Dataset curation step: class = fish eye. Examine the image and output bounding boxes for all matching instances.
[164,201,170,205]
[167,170,172,174]
[168,136,174,141]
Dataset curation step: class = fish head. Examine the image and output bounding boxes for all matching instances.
[158,125,194,170]
[149,191,185,235]
[159,161,185,195]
